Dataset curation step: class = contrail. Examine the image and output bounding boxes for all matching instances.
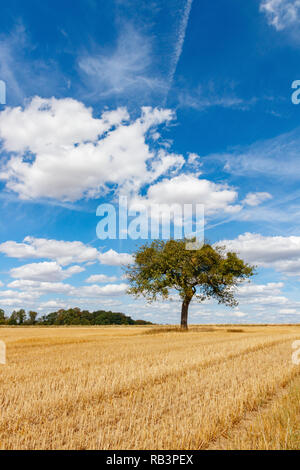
[164,0,193,104]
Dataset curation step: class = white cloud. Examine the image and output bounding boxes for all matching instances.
[79,283,128,297]
[0,96,125,154]
[98,249,134,266]
[242,192,272,207]
[0,23,65,105]
[230,310,247,318]
[39,300,66,309]
[187,153,201,165]
[0,289,38,300]
[219,232,300,276]
[219,127,300,179]
[179,90,246,111]
[244,295,289,306]
[0,98,184,201]
[79,26,166,99]
[131,174,241,216]
[79,0,194,104]
[0,236,133,268]
[0,289,40,305]
[0,237,100,266]
[167,0,193,91]
[260,0,300,31]
[10,261,84,282]
[85,274,118,283]
[237,282,284,297]
[234,281,290,309]
[7,279,73,294]
[279,308,298,314]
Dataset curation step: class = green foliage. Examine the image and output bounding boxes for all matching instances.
[93,311,135,325]
[126,239,255,328]
[16,309,26,324]
[7,311,18,325]
[0,308,6,325]
[0,307,151,326]
[28,311,38,325]
[38,308,151,326]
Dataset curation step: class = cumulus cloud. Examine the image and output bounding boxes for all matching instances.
[10,261,84,282]
[233,281,290,308]
[39,300,66,309]
[219,232,300,276]
[7,279,73,294]
[0,237,100,266]
[229,310,247,318]
[85,274,118,283]
[79,283,128,297]
[0,289,40,305]
[260,0,300,31]
[130,174,241,216]
[0,98,184,201]
[98,249,134,266]
[242,192,272,207]
[237,282,284,297]
[0,236,133,267]
[3,278,127,313]
[278,308,298,314]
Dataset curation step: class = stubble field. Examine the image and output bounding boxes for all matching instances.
[0,325,300,450]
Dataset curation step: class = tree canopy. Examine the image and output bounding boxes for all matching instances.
[126,239,255,329]
[0,308,152,326]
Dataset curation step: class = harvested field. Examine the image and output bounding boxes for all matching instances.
[0,325,299,450]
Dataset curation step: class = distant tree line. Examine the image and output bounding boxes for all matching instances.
[0,308,152,326]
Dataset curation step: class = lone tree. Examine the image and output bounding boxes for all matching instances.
[126,239,255,329]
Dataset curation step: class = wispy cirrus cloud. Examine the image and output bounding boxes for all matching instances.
[176,80,258,111]
[78,26,167,102]
[211,126,300,179]
[78,0,193,105]
[0,23,67,106]
[178,89,247,111]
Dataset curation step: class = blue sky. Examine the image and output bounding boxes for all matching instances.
[1,0,300,323]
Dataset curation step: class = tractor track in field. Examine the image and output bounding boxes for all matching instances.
[206,370,300,450]
[0,335,298,433]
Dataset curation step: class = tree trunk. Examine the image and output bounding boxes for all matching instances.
[181,297,192,330]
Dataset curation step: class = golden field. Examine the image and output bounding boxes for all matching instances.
[0,325,300,450]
